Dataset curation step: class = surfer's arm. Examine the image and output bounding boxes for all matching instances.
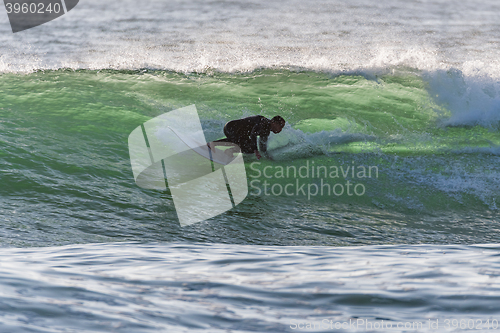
[251,122,272,160]
[250,123,261,151]
[251,124,269,160]
[258,135,269,154]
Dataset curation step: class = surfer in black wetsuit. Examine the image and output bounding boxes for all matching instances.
[209,115,285,160]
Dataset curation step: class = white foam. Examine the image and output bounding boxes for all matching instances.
[426,64,500,128]
[1,0,499,75]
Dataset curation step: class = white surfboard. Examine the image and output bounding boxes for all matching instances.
[168,126,238,165]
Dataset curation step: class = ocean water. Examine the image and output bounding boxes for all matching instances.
[1,0,500,332]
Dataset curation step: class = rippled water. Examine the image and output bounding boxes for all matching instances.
[2,243,500,333]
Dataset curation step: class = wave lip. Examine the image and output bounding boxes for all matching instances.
[428,67,500,129]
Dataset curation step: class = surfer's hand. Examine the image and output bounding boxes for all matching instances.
[254,150,261,160]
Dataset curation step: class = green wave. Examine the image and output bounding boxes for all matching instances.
[1,68,499,248]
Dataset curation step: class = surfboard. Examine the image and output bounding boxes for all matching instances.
[168,126,237,165]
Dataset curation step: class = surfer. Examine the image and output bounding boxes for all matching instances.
[209,115,285,160]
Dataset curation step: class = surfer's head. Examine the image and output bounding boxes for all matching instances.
[270,115,285,133]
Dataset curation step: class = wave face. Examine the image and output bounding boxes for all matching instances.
[1,68,499,247]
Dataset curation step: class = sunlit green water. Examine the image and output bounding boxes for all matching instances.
[1,69,499,247]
